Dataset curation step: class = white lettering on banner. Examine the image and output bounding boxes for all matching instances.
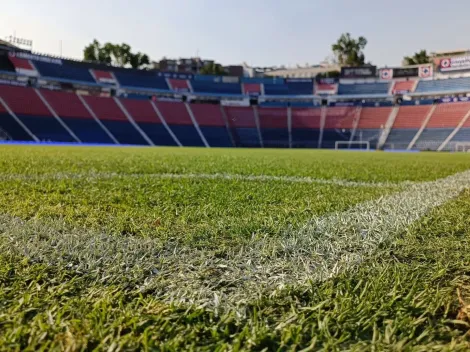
[9,52,62,65]
[0,79,27,87]
[440,56,470,72]
[221,99,250,107]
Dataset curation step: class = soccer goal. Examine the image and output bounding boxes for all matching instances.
[454,142,470,152]
[335,141,370,151]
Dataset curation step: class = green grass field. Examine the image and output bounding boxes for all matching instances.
[1,146,470,351]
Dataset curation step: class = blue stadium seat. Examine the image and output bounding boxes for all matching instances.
[384,129,419,150]
[414,128,454,151]
[291,129,320,148]
[321,130,352,148]
[33,61,95,83]
[338,83,389,95]
[232,128,260,147]
[415,77,470,93]
[168,125,205,146]
[114,71,169,90]
[135,123,178,146]
[16,115,77,142]
[353,129,382,149]
[286,82,313,95]
[264,84,289,95]
[199,126,232,147]
[0,114,34,141]
[445,128,470,151]
[61,118,116,144]
[260,128,289,148]
[191,81,242,95]
[99,120,149,145]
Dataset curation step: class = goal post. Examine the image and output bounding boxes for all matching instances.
[335,141,370,151]
[454,142,470,152]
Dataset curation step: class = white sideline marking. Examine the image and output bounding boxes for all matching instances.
[0,172,407,188]
[1,169,470,310]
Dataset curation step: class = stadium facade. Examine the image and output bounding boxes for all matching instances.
[2,45,470,151]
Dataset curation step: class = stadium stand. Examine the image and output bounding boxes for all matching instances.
[114,71,169,91]
[0,90,36,142]
[291,107,322,148]
[392,80,416,94]
[257,107,289,147]
[353,107,392,149]
[338,82,389,95]
[415,77,470,93]
[7,47,470,150]
[191,81,242,95]
[91,70,116,84]
[224,106,261,147]
[41,89,116,144]
[384,105,433,150]
[33,61,96,84]
[118,98,177,146]
[82,95,148,145]
[321,106,357,148]
[190,103,233,147]
[168,79,190,92]
[155,101,205,146]
[413,102,470,151]
[242,83,262,96]
[0,85,76,142]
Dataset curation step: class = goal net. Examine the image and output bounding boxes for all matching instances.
[335,141,370,151]
[454,142,470,152]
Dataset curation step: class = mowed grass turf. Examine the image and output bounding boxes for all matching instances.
[0,145,470,351]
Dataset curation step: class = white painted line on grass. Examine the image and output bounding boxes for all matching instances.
[1,169,469,310]
[0,172,409,188]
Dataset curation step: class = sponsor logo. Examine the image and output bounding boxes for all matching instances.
[439,56,470,72]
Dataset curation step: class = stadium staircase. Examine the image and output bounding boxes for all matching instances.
[377,106,400,150]
[407,105,438,150]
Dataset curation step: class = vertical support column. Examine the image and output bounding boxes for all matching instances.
[287,106,292,148]
[377,105,400,150]
[252,105,264,148]
[220,105,236,147]
[318,106,327,149]
[348,106,362,144]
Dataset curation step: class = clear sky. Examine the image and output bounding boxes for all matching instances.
[2,0,470,68]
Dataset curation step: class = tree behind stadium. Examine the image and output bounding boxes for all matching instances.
[332,33,368,67]
[83,40,150,69]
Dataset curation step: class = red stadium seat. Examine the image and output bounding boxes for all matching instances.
[392,81,416,94]
[83,95,127,121]
[243,83,262,95]
[0,85,50,116]
[92,70,116,84]
[40,90,92,119]
[357,107,392,129]
[324,107,356,129]
[392,105,432,129]
[427,102,470,128]
[168,79,190,92]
